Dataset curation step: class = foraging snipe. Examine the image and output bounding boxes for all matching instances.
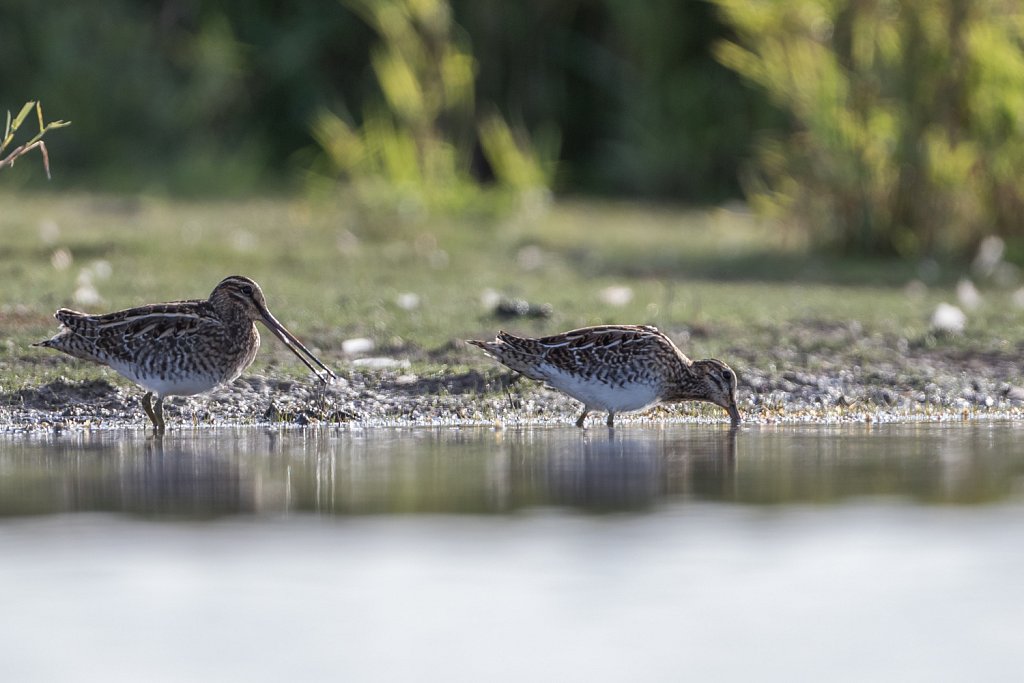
[468,324,741,428]
[35,275,336,432]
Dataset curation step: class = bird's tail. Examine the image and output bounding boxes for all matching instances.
[466,333,548,381]
[32,309,99,360]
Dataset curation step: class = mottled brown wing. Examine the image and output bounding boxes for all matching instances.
[50,301,216,365]
[532,324,661,348]
[540,327,672,370]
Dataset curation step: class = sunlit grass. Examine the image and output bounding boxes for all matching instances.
[1,190,1020,397]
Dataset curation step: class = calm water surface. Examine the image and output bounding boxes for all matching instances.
[1,423,1023,682]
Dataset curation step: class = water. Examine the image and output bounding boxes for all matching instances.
[2,423,1023,682]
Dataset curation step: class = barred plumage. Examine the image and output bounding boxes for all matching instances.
[35,275,336,432]
[468,324,740,427]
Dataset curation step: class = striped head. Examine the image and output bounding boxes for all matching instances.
[209,275,272,322]
[680,358,742,426]
[209,275,337,384]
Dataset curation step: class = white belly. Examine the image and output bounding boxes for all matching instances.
[109,361,226,397]
[544,368,661,412]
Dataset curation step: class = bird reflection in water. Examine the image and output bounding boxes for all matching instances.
[0,432,258,517]
[0,426,740,518]
[4,423,1024,518]
[502,426,738,512]
[133,436,254,516]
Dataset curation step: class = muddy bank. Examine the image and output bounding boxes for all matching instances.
[727,320,1024,420]
[3,329,1024,432]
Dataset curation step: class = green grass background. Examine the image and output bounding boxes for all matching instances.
[3,191,1021,396]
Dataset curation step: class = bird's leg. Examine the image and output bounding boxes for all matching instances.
[606,412,615,429]
[142,392,159,430]
[575,409,589,428]
[154,396,166,434]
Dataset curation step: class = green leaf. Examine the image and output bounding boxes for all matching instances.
[11,101,35,132]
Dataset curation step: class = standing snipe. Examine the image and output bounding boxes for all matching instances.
[468,324,741,428]
[35,275,336,432]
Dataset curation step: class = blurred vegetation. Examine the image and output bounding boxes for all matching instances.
[8,0,1024,260]
[311,0,555,216]
[0,0,769,200]
[714,0,1024,257]
[0,101,70,178]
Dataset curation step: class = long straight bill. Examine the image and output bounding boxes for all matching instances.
[258,307,337,383]
[727,402,742,427]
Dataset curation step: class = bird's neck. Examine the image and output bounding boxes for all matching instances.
[210,296,252,328]
[663,359,705,401]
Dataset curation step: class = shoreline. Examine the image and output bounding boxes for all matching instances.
[3,366,1023,434]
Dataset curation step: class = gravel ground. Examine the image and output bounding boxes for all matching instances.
[3,319,1024,432]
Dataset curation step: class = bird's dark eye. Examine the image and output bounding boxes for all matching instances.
[241,285,254,296]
